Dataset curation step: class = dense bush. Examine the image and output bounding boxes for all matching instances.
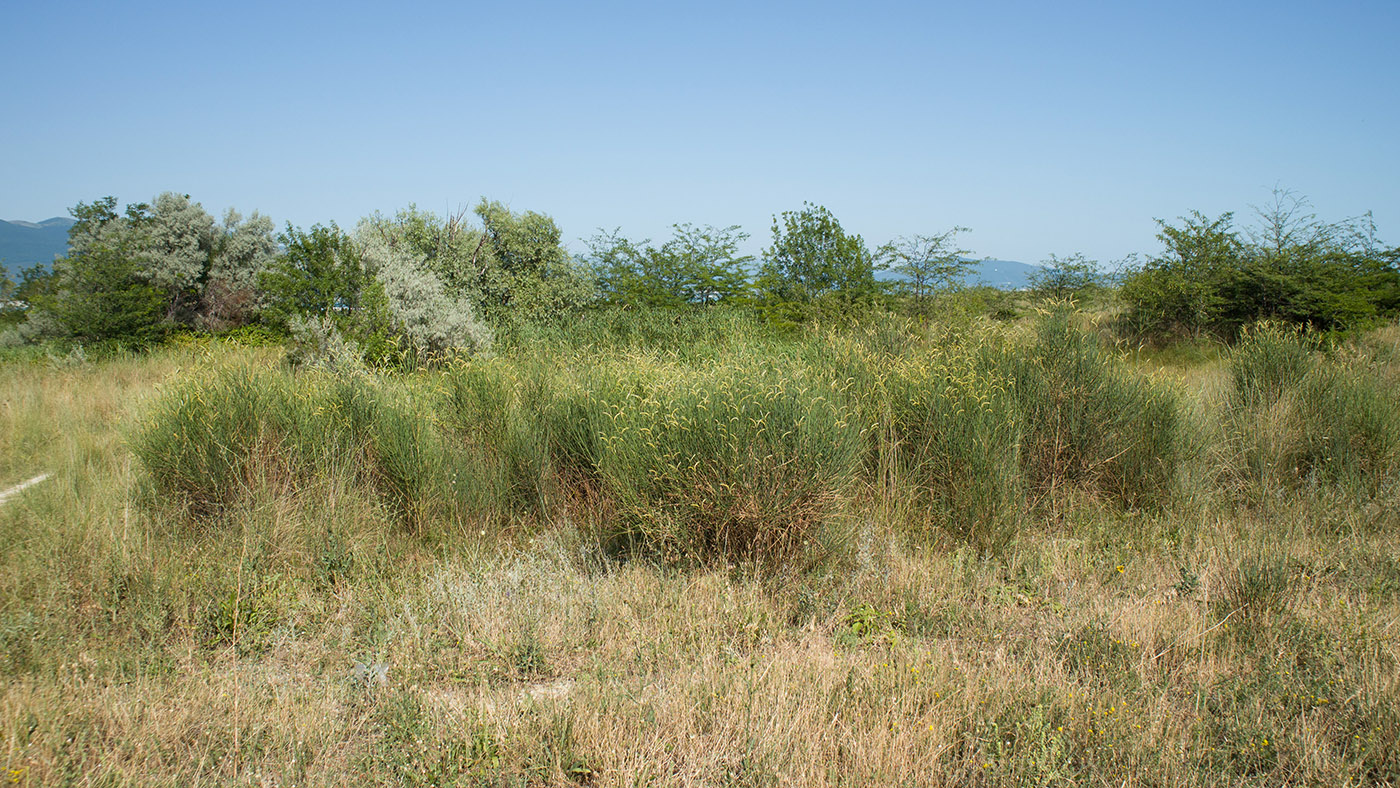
[595,360,863,566]
[133,366,460,532]
[1225,323,1400,496]
[135,310,1201,560]
[989,312,1186,509]
[1120,194,1400,340]
[883,350,1024,552]
[19,194,279,345]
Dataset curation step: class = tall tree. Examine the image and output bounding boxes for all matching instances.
[585,224,752,307]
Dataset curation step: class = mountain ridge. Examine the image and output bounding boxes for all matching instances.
[1,217,74,279]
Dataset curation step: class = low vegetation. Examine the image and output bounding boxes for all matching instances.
[2,302,1397,786]
[1,186,1397,784]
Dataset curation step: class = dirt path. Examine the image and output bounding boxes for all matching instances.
[0,473,50,506]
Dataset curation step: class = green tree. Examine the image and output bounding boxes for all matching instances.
[202,208,279,329]
[1119,191,1399,339]
[585,228,652,305]
[667,224,753,305]
[756,203,879,322]
[1028,252,1103,299]
[585,224,752,307]
[1119,211,1241,338]
[29,199,167,344]
[878,227,973,301]
[472,199,595,327]
[259,223,369,328]
[140,192,217,322]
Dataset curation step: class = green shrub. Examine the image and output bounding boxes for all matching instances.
[986,312,1186,509]
[596,360,863,566]
[321,375,458,531]
[1226,325,1400,495]
[438,359,552,520]
[132,366,317,516]
[1228,322,1317,410]
[883,352,1024,552]
[134,365,461,531]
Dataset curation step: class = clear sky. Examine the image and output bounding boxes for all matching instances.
[3,0,1397,265]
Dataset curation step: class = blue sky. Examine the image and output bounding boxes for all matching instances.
[3,0,1397,265]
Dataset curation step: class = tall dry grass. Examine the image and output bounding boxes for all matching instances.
[0,314,1396,786]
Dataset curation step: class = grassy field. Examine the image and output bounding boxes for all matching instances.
[1,309,1397,786]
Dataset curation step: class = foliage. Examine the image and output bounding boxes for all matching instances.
[202,208,279,329]
[877,227,973,305]
[586,224,752,307]
[354,219,493,363]
[595,360,863,566]
[11,193,278,344]
[472,199,595,330]
[1120,191,1400,340]
[260,222,367,328]
[1028,252,1103,299]
[985,311,1186,509]
[139,192,218,321]
[27,198,168,345]
[756,203,881,324]
[1119,210,1241,338]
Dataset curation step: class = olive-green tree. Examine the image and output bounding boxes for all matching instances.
[585,223,752,307]
[878,227,973,301]
[756,203,880,323]
[1028,252,1104,300]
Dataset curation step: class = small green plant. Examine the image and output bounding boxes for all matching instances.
[203,576,287,656]
[840,602,901,645]
[508,630,548,679]
[1174,566,1201,597]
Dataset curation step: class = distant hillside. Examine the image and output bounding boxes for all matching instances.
[1,217,73,280]
[878,258,1040,291]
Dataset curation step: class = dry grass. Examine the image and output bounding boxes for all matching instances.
[1,325,1397,787]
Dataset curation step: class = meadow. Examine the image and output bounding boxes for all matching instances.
[1,305,1397,786]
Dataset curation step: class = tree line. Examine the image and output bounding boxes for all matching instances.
[2,189,1396,363]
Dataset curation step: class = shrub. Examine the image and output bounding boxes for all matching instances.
[1225,325,1400,496]
[438,359,552,520]
[133,365,461,532]
[132,366,316,516]
[595,360,863,566]
[883,351,1024,552]
[320,375,458,531]
[1227,322,1317,410]
[986,312,1186,509]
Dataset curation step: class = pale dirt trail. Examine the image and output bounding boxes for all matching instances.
[0,473,50,506]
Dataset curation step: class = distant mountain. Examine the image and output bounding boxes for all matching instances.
[1,217,73,280]
[968,259,1040,290]
[878,258,1040,291]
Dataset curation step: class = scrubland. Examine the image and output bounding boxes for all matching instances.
[1,308,1397,786]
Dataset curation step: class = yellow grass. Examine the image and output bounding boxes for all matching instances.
[0,331,1396,787]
